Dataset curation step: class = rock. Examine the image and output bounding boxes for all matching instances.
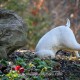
[0,9,27,59]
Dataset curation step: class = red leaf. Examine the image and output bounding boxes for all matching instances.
[19,67,24,73]
[15,65,21,71]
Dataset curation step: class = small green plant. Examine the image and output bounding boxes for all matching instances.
[0,52,80,80]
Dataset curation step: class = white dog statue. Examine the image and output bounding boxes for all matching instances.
[35,19,80,59]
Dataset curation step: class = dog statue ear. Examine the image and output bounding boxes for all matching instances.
[66,18,70,28]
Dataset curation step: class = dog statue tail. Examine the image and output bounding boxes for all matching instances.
[66,18,70,28]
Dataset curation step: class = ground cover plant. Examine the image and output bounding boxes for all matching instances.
[0,50,80,80]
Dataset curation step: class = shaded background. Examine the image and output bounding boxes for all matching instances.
[0,0,80,50]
